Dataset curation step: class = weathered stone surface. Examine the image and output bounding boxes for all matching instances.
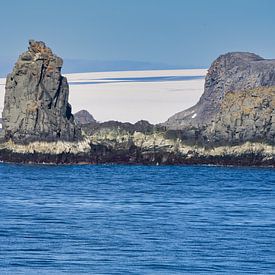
[171,87,275,145]
[206,87,275,145]
[74,110,96,125]
[2,40,81,143]
[165,52,275,129]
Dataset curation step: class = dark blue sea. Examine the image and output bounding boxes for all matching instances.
[0,164,274,274]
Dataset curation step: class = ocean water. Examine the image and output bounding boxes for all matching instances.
[0,164,274,274]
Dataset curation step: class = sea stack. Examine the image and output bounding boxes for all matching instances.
[2,40,81,143]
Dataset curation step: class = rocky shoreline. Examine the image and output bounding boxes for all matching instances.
[0,149,273,167]
[0,128,273,166]
[0,147,273,167]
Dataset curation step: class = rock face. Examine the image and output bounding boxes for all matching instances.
[2,40,81,143]
[165,52,275,129]
[74,110,96,125]
[167,86,274,145]
[206,87,275,145]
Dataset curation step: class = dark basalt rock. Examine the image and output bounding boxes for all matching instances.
[0,147,273,167]
[165,52,275,129]
[2,40,82,143]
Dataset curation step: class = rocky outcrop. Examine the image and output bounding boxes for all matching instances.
[74,110,96,125]
[2,40,81,143]
[163,52,275,148]
[165,52,275,129]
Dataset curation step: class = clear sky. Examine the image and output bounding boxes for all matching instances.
[0,0,275,68]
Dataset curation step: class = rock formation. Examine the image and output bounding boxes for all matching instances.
[165,52,275,129]
[74,110,96,125]
[0,47,274,166]
[2,40,81,143]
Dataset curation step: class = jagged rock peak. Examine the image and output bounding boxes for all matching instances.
[19,40,62,66]
[2,40,82,143]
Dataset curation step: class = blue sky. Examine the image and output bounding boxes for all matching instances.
[0,0,274,71]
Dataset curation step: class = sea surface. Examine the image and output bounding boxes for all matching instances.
[0,164,274,274]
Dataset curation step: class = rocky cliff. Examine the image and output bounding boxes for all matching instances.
[205,86,274,145]
[165,52,275,129]
[2,40,81,143]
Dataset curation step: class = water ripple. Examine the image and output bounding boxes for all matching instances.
[0,164,274,274]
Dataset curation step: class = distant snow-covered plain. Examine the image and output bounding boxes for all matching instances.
[0,69,206,124]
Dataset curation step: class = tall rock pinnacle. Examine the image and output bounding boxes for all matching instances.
[2,40,81,143]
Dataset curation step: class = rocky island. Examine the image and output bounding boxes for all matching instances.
[0,41,274,166]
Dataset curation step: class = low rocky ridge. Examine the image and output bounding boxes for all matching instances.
[2,40,81,143]
[81,120,158,135]
[0,45,274,166]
